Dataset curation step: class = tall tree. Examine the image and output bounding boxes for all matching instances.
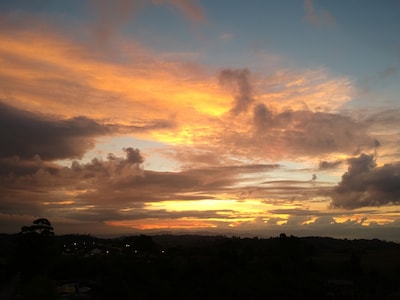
[17,218,56,280]
[21,218,55,237]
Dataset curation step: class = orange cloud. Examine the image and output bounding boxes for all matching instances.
[0,20,362,164]
[257,68,353,112]
[0,28,230,132]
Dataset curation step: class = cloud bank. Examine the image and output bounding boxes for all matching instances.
[331,153,400,209]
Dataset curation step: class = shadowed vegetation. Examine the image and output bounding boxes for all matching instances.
[1,229,400,299]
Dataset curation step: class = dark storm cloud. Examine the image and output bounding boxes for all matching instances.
[219,68,254,115]
[330,153,400,209]
[0,102,110,161]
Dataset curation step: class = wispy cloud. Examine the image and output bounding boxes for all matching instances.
[219,32,234,42]
[304,0,335,28]
[88,0,206,44]
[155,0,207,23]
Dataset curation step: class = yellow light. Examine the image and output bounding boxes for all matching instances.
[145,199,239,211]
[301,216,318,225]
[42,200,75,205]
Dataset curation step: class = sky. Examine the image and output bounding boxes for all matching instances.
[1,0,400,241]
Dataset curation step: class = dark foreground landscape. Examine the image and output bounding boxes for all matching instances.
[1,231,400,299]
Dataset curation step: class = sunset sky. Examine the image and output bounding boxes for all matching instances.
[1,0,400,240]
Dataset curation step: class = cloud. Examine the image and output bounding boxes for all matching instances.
[0,24,224,134]
[89,0,141,43]
[159,76,373,163]
[0,102,111,161]
[1,145,399,239]
[154,0,207,23]
[0,102,172,177]
[304,0,335,28]
[219,68,254,115]
[219,32,233,42]
[0,147,146,222]
[0,141,285,226]
[1,1,400,240]
[269,208,327,217]
[251,104,376,157]
[89,0,206,43]
[259,179,328,202]
[0,156,59,177]
[364,109,400,129]
[330,153,400,209]
[257,68,353,113]
[266,216,400,242]
[319,160,343,170]
[379,66,397,79]
[0,21,359,163]
[124,147,144,164]
[357,65,399,95]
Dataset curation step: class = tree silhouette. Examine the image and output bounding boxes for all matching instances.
[20,218,54,237]
[17,218,56,280]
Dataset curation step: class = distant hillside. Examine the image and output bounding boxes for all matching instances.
[2,233,400,299]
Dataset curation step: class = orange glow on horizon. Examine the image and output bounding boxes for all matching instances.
[104,199,307,231]
[106,218,218,230]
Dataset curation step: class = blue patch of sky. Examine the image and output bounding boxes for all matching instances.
[200,1,399,81]
[0,0,84,16]
[309,0,400,77]
[55,135,179,172]
[91,136,179,172]
[122,4,205,54]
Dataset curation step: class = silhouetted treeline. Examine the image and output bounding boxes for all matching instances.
[1,233,400,299]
